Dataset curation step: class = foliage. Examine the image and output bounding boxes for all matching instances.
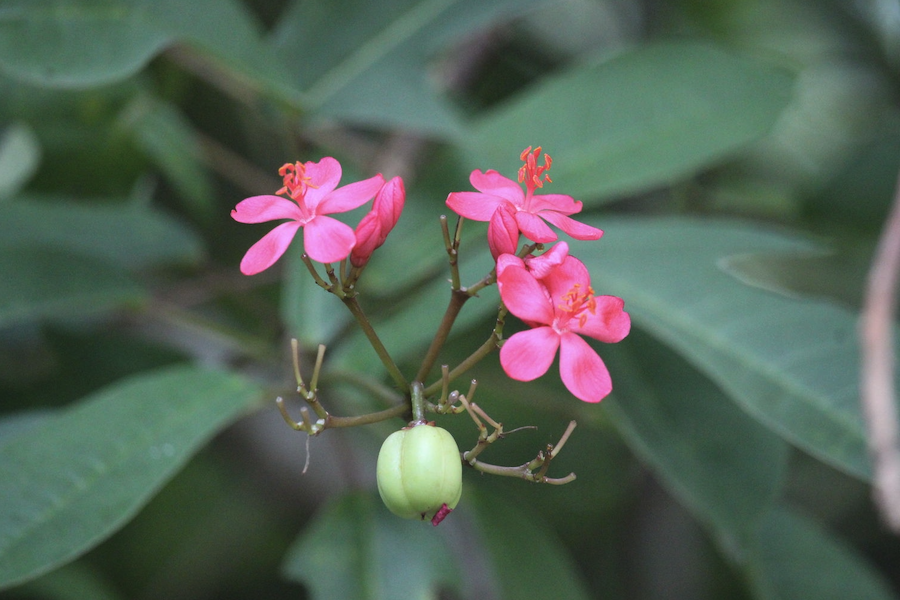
[1,0,899,599]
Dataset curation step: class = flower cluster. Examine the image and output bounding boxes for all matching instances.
[446,146,630,402]
[232,146,629,402]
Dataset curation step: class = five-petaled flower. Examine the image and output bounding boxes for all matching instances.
[497,243,630,403]
[231,157,384,274]
[446,146,603,244]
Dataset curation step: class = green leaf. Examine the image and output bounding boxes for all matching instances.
[574,216,870,479]
[468,41,796,202]
[0,0,296,103]
[120,96,214,221]
[748,507,898,600]
[0,248,144,329]
[271,0,536,135]
[466,486,592,600]
[601,330,788,556]
[0,199,203,269]
[281,491,461,600]
[0,122,41,200]
[0,365,265,591]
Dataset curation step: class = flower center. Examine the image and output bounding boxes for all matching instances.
[556,283,596,330]
[517,146,553,194]
[277,162,319,201]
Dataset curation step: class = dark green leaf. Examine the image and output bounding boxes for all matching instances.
[468,41,796,202]
[281,491,461,600]
[0,248,144,328]
[602,330,788,556]
[574,216,870,479]
[0,200,203,269]
[0,366,265,590]
[748,507,898,600]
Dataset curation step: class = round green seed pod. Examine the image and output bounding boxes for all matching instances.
[376,423,462,523]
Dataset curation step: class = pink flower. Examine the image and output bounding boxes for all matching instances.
[446,146,603,244]
[351,176,405,267]
[497,245,630,403]
[231,157,384,274]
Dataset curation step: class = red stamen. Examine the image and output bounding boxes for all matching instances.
[276,161,318,200]
[517,146,553,191]
[559,283,597,328]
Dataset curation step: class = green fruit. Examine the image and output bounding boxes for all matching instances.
[376,423,462,524]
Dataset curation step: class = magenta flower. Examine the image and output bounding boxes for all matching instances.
[231,157,384,274]
[497,245,630,403]
[351,176,405,267]
[446,146,603,244]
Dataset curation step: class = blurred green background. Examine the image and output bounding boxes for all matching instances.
[1,0,899,598]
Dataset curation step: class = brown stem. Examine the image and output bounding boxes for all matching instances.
[861,169,900,533]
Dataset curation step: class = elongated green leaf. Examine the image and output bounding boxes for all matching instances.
[468,41,796,202]
[602,331,788,556]
[0,0,296,103]
[0,248,144,328]
[0,366,265,590]
[272,0,536,135]
[575,216,870,479]
[281,491,461,600]
[748,507,898,600]
[0,200,202,269]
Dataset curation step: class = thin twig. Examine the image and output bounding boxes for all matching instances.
[860,168,900,533]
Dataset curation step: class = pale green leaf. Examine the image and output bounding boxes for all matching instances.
[0,122,41,200]
[574,216,869,479]
[468,41,796,202]
[272,0,537,135]
[0,366,265,590]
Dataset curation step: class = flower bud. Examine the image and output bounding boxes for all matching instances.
[376,422,462,525]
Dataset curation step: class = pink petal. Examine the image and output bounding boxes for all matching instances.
[495,254,525,279]
[303,157,343,205]
[515,211,557,243]
[317,174,385,215]
[231,195,305,224]
[558,333,612,402]
[500,327,560,381]
[528,193,582,215]
[302,215,356,263]
[524,242,569,280]
[239,221,302,275]
[488,204,519,260]
[374,176,405,234]
[540,211,603,240]
[445,191,506,221]
[542,255,591,304]
[469,169,524,205]
[350,210,381,267]
[497,264,554,325]
[574,295,631,343]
